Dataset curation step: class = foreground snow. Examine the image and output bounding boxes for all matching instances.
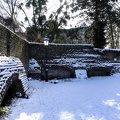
[4,72,120,120]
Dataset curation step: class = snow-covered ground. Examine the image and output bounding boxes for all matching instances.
[4,70,120,120]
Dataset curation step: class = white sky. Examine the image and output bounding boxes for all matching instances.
[47,0,79,28]
[18,0,79,31]
[19,0,120,31]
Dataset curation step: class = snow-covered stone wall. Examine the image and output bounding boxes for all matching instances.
[29,43,120,63]
[29,43,94,60]
[0,56,29,105]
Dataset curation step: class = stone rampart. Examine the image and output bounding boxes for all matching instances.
[29,43,94,60]
[0,23,29,72]
[1,22,120,77]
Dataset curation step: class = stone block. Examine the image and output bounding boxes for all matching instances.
[41,65,75,80]
[87,66,113,77]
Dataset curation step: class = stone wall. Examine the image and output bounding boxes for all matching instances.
[0,23,29,72]
[28,43,120,79]
[0,24,8,55]
[1,22,120,77]
[29,43,120,62]
[94,48,120,62]
[29,43,94,60]
[41,65,75,80]
[28,43,94,79]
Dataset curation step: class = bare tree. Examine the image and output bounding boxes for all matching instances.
[0,0,27,32]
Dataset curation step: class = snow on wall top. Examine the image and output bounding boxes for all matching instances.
[29,58,41,73]
[0,56,29,100]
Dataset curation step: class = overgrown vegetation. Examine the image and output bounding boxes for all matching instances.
[71,0,120,48]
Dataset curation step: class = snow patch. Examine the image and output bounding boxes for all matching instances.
[29,58,41,73]
[75,69,87,79]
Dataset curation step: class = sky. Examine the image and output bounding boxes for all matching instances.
[47,0,79,28]
[18,0,79,31]
[18,0,120,31]
[0,0,119,31]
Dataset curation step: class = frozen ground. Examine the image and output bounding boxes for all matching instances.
[4,70,120,120]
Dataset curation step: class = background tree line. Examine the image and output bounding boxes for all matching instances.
[0,0,120,48]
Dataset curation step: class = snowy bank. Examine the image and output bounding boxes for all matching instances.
[4,71,120,120]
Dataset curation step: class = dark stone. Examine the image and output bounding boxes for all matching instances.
[0,73,26,106]
[41,65,75,80]
[28,73,41,79]
[29,43,94,60]
[87,66,113,77]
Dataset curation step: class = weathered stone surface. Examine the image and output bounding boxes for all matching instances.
[0,57,29,106]
[29,43,94,60]
[28,73,41,79]
[0,24,29,73]
[87,66,113,77]
[41,65,75,80]
[103,50,120,62]
[1,23,120,80]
